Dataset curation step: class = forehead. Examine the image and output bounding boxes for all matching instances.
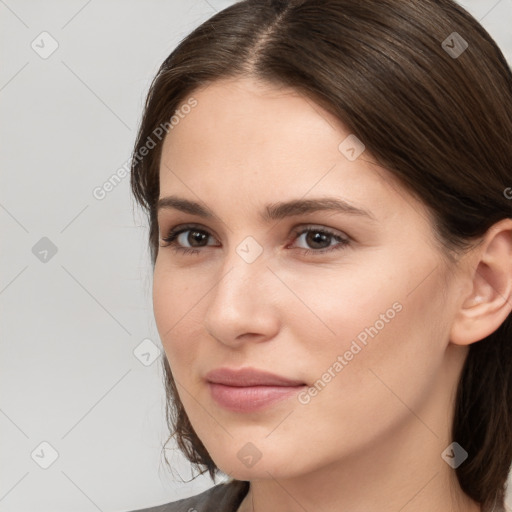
[157,77,429,230]
[161,76,348,160]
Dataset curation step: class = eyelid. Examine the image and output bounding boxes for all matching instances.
[290,223,348,240]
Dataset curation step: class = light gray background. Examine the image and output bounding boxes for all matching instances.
[1,1,511,511]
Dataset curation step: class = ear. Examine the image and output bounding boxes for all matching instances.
[450,218,512,346]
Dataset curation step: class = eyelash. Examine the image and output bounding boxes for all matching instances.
[159,223,351,256]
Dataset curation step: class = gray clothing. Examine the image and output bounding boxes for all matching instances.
[128,479,512,511]
[128,480,250,512]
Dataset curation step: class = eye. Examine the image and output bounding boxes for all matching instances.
[159,223,351,256]
[159,223,219,255]
[289,226,350,255]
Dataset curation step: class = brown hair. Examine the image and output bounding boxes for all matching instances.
[130,0,512,508]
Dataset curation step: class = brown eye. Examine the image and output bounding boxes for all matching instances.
[290,226,350,255]
[159,223,221,255]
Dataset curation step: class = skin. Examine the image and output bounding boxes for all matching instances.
[153,76,512,512]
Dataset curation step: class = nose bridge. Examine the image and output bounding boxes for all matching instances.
[203,239,278,344]
[213,240,269,307]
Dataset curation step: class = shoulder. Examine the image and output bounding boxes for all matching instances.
[126,479,250,512]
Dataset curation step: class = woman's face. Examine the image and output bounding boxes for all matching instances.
[153,77,468,481]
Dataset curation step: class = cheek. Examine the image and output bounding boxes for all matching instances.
[288,258,449,405]
[301,275,449,432]
[152,261,199,329]
[152,265,202,373]
[277,261,407,359]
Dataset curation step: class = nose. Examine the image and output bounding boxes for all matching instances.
[202,248,280,348]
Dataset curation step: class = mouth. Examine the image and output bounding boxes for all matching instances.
[205,367,307,413]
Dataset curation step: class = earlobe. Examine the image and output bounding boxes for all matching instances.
[450,219,512,346]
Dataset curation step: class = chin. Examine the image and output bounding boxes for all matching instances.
[212,450,307,482]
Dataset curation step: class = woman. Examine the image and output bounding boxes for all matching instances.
[128,0,512,510]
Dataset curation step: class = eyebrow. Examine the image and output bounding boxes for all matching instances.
[157,195,376,222]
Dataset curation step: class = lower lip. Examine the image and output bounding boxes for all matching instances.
[208,383,306,412]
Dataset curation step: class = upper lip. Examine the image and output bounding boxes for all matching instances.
[205,367,306,387]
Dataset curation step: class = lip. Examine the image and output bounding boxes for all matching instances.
[205,367,307,413]
[205,367,306,387]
